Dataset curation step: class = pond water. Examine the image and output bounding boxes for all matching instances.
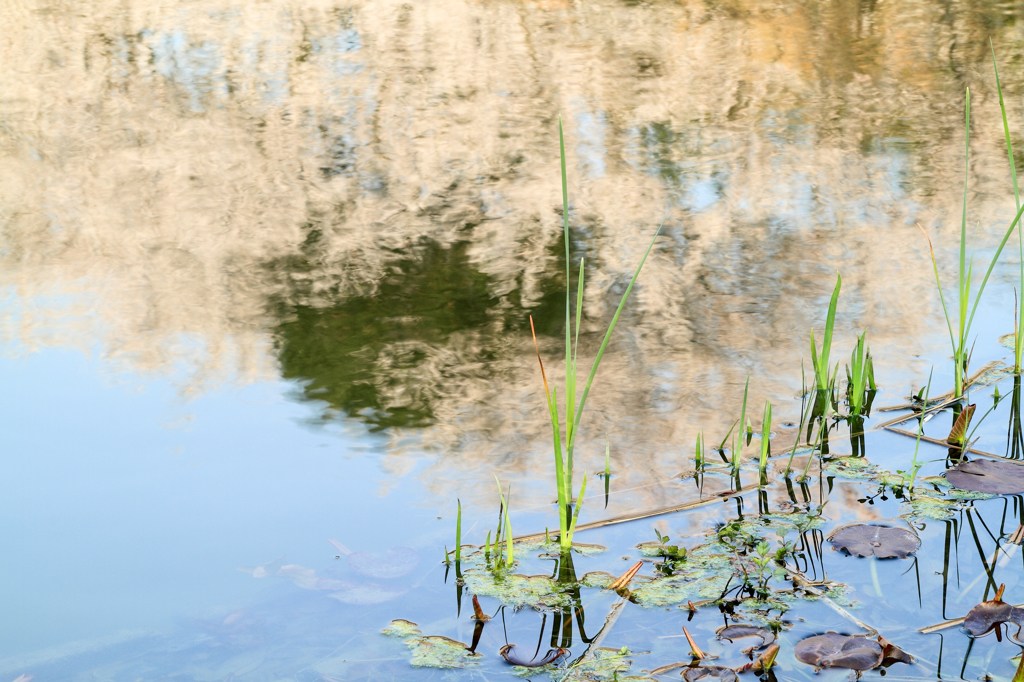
[5,0,1024,678]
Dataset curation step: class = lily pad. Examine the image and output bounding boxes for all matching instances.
[499,644,568,667]
[831,525,920,559]
[681,667,739,681]
[794,633,883,671]
[945,459,1024,495]
[347,547,420,579]
[716,624,776,652]
[964,586,1024,641]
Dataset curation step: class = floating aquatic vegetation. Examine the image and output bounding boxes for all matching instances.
[964,584,1024,640]
[382,619,422,638]
[461,566,573,609]
[824,457,907,487]
[563,647,635,681]
[580,571,616,589]
[794,633,883,671]
[830,524,920,559]
[499,644,568,667]
[404,634,483,668]
[383,619,483,669]
[945,458,1024,494]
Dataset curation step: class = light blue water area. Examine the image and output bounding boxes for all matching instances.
[0,345,444,674]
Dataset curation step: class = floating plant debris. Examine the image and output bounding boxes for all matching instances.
[716,624,776,652]
[964,584,1024,640]
[498,644,568,667]
[681,666,739,681]
[346,546,420,579]
[407,635,483,668]
[794,633,883,671]
[878,635,913,667]
[381,619,421,638]
[830,524,920,559]
[945,458,1024,494]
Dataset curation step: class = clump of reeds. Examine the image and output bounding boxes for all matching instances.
[919,82,1024,398]
[530,118,661,554]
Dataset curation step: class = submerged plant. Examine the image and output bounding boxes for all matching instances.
[529,118,661,553]
[919,87,1024,398]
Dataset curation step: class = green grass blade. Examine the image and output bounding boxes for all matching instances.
[959,89,970,350]
[569,223,663,449]
[733,375,750,470]
[567,473,588,543]
[759,400,772,473]
[964,201,1024,341]
[818,273,841,390]
[547,388,569,544]
[559,118,574,474]
[993,41,1024,371]
[455,499,462,563]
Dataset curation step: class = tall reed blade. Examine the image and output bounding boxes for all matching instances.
[758,400,772,477]
[811,274,842,393]
[533,118,661,553]
[455,499,462,563]
[732,376,750,471]
[992,42,1024,373]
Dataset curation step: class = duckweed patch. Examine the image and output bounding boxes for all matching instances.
[404,635,483,669]
[825,457,907,487]
[382,619,422,638]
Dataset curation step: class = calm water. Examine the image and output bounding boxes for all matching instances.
[4,0,1024,677]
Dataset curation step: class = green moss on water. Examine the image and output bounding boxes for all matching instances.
[382,619,422,638]
[565,648,634,681]
[901,479,995,520]
[580,571,616,589]
[462,567,573,609]
[824,457,907,487]
[405,635,483,668]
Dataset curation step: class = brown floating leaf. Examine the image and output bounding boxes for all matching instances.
[946,459,1024,495]
[964,584,1024,641]
[878,635,913,667]
[736,644,780,673]
[347,547,420,579]
[716,625,776,652]
[498,644,568,667]
[681,667,739,681]
[831,525,920,559]
[947,404,976,445]
[794,633,884,671]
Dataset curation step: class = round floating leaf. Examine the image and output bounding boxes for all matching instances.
[347,547,420,579]
[716,625,775,651]
[964,586,1024,641]
[794,633,883,671]
[945,459,1024,495]
[681,666,739,681]
[498,644,568,668]
[831,525,920,559]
